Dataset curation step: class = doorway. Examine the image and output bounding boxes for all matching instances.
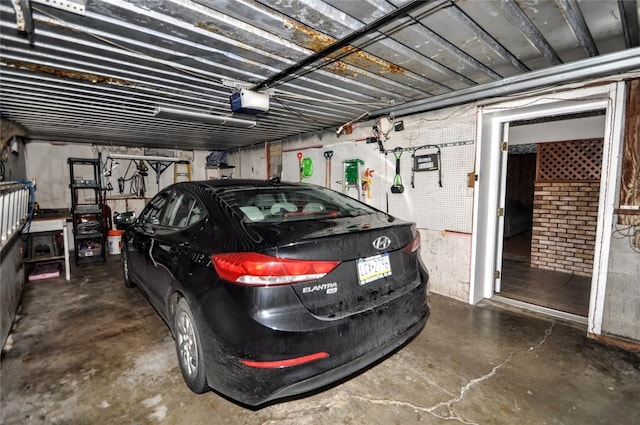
[499,137,603,317]
[470,82,626,336]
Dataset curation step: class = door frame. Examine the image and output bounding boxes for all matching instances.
[470,82,626,336]
[494,122,510,294]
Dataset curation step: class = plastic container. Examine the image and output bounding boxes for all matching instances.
[107,230,124,255]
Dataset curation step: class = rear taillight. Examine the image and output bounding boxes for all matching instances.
[212,252,340,286]
[402,230,421,253]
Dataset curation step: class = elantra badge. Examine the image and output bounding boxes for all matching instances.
[302,282,338,294]
[372,236,391,250]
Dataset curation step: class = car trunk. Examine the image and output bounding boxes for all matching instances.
[252,216,423,319]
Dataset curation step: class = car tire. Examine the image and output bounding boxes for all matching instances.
[174,298,208,394]
[121,250,135,288]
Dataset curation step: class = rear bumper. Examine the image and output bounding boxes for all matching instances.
[197,277,429,406]
[260,311,428,405]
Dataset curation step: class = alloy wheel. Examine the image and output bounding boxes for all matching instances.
[176,310,198,378]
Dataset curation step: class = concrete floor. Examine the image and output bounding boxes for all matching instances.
[2,256,639,425]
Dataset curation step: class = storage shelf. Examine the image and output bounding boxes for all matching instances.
[69,156,106,265]
[74,206,103,214]
[75,232,104,239]
[71,183,100,189]
[76,255,105,265]
[24,255,66,264]
[68,158,100,165]
[205,165,235,169]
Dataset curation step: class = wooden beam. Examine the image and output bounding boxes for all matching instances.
[618,79,640,225]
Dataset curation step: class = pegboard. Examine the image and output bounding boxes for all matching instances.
[386,118,476,233]
[279,110,476,233]
[385,145,475,233]
[282,143,388,208]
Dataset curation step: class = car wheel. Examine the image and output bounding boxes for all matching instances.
[174,298,208,394]
[121,250,135,288]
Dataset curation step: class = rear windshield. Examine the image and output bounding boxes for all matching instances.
[218,185,381,223]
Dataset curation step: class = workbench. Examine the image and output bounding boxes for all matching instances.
[23,211,71,281]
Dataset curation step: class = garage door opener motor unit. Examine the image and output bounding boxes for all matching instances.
[230,89,269,114]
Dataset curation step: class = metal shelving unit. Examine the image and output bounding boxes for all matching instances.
[68,156,106,265]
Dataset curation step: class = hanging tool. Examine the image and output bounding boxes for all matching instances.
[132,160,148,197]
[391,147,404,193]
[410,145,442,188]
[342,159,364,196]
[297,152,303,182]
[362,168,375,199]
[301,157,313,178]
[324,150,333,188]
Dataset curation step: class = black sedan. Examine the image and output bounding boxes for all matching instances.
[121,179,429,406]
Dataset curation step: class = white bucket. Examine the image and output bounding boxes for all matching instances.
[107,231,123,255]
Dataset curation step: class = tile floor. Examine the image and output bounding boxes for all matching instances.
[500,231,591,317]
[500,258,591,317]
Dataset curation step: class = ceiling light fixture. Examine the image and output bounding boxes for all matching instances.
[153,107,256,128]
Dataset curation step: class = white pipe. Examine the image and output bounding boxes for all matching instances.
[374,48,640,118]
[106,153,183,162]
[154,107,257,128]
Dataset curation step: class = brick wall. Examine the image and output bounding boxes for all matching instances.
[530,181,600,276]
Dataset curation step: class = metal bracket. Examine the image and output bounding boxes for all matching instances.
[32,0,86,15]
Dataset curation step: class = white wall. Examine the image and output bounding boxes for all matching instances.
[25,142,94,209]
[421,229,472,300]
[228,145,267,180]
[25,142,212,221]
[509,115,606,145]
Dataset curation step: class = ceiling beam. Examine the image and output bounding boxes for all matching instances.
[557,0,598,57]
[497,0,562,66]
[253,0,442,90]
[619,0,640,48]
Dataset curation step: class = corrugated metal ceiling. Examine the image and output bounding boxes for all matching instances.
[1,0,639,151]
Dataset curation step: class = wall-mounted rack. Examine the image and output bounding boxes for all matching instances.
[106,153,189,190]
[380,144,443,188]
[376,139,475,189]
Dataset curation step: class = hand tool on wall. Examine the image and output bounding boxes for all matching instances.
[391,147,404,193]
[362,168,375,199]
[297,152,303,182]
[301,157,313,178]
[410,145,442,188]
[342,159,364,196]
[324,150,333,188]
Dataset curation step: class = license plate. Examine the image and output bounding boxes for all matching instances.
[357,253,392,285]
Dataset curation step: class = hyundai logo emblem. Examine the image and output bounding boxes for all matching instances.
[372,236,391,251]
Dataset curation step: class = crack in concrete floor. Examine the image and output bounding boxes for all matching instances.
[350,322,556,424]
